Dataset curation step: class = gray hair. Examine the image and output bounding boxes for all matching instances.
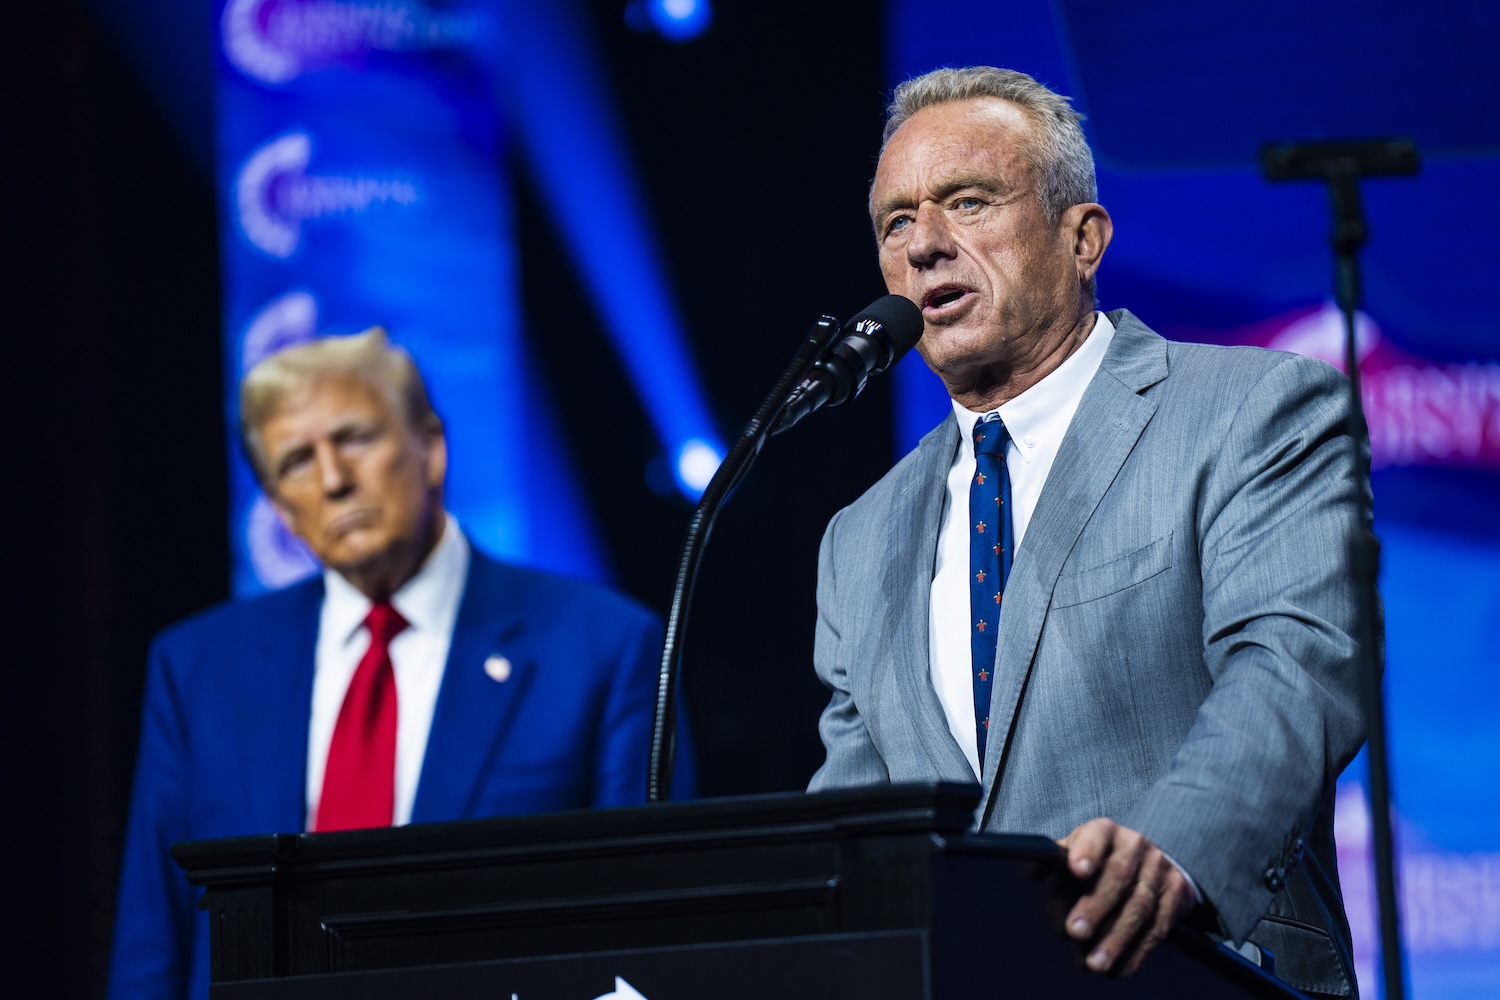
[882,66,1097,227]
[240,327,441,486]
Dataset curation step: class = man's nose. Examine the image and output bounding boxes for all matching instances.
[314,443,354,497]
[906,203,955,267]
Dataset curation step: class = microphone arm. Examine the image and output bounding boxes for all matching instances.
[646,314,842,802]
[647,294,922,802]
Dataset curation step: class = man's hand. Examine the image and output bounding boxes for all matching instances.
[1058,818,1198,976]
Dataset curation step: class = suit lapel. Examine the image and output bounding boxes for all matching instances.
[239,579,322,833]
[881,416,974,778]
[978,313,1169,823]
[411,551,532,823]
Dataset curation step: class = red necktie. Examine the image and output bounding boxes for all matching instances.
[315,601,408,832]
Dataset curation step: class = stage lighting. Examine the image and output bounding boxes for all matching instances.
[676,439,724,495]
[625,0,713,42]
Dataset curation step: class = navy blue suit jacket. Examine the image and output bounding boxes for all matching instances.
[108,549,687,1000]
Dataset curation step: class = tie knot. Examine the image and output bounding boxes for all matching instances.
[973,416,1010,458]
[364,602,409,646]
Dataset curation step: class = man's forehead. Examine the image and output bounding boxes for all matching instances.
[872,98,1034,209]
[260,375,391,440]
[885,96,1032,157]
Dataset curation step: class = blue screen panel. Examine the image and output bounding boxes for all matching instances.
[215,0,725,595]
[1056,0,1500,167]
[215,0,603,593]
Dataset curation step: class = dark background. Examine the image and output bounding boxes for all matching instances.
[1,2,889,996]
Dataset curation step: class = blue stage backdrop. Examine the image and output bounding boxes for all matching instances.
[213,0,724,596]
[885,2,1500,997]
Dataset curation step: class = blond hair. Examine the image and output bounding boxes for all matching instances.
[240,327,440,485]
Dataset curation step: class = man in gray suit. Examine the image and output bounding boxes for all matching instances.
[809,66,1366,996]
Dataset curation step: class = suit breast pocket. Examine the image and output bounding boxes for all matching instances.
[1051,531,1174,609]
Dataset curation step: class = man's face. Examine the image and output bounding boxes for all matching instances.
[870,97,1088,384]
[258,374,445,581]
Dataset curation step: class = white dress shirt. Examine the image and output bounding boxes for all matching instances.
[306,513,469,829]
[922,315,1202,902]
[929,313,1116,779]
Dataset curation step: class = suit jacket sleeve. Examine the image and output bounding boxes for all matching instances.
[107,637,196,1000]
[808,507,892,791]
[1124,354,1368,942]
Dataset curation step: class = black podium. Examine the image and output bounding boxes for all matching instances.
[174,783,1306,999]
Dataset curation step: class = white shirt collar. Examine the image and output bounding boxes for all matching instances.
[951,311,1117,461]
[321,512,470,648]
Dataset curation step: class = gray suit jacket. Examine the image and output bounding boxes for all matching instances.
[809,310,1366,996]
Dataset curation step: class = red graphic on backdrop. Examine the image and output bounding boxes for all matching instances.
[1169,303,1500,471]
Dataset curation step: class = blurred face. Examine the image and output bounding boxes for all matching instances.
[871,97,1104,395]
[258,374,446,594]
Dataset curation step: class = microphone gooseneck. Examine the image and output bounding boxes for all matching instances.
[647,294,921,802]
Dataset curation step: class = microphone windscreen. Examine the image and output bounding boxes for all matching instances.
[846,294,924,367]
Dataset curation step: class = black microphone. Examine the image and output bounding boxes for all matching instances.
[771,294,923,435]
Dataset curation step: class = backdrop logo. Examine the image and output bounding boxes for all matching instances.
[247,493,320,588]
[222,0,483,85]
[1176,303,1500,472]
[240,290,319,373]
[239,290,324,588]
[1336,783,1500,992]
[235,132,419,258]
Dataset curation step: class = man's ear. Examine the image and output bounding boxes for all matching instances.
[1067,202,1113,286]
[424,427,448,490]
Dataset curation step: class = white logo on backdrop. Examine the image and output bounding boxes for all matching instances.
[1336,782,1500,994]
[247,492,320,588]
[241,290,319,373]
[241,290,323,589]
[235,132,419,258]
[222,0,483,85]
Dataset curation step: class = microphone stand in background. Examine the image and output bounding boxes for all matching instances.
[1261,137,1419,1000]
[646,295,922,803]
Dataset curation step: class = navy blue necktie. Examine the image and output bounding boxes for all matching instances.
[969,415,1014,769]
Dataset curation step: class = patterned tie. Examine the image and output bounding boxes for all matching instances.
[969,414,1014,769]
[315,601,409,832]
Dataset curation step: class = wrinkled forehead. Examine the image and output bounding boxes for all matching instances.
[871,98,1038,214]
[886,96,1035,151]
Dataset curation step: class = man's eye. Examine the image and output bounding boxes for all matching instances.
[340,426,382,448]
[278,453,311,479]
[954,196,982,210]
[886,215,912,235]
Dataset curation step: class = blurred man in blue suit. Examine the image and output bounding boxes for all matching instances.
[109,329,683,1000]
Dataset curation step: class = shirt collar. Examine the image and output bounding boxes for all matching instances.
[952,311,1117,463]
[321,512,470,647]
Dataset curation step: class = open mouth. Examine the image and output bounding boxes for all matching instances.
[924,286,969,310]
